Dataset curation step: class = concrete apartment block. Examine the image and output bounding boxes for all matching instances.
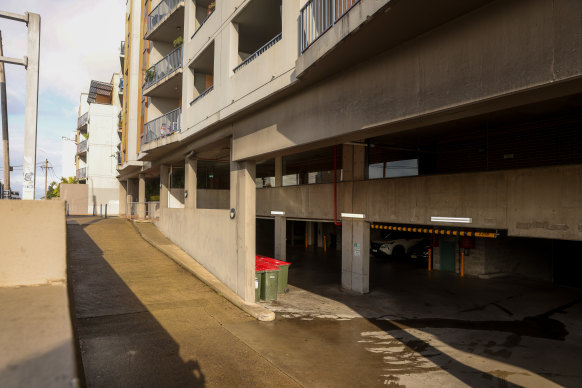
[74,75,122,215]
[117,0,582,300]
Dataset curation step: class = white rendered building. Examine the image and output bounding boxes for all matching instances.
[75,75,122,215]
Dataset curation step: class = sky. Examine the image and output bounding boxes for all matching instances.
[0,0,125,198]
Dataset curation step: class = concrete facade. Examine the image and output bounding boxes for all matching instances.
[60,183,89,216]
[119,0,582,298]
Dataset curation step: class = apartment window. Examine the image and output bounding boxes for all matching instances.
[232,0,282,73]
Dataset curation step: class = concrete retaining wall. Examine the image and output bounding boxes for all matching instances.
[60,184,88,215]
[198,189,229,209]
[155,208,238,293]
[0,201,67,287]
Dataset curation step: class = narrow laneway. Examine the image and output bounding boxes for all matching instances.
[67,217,299,387]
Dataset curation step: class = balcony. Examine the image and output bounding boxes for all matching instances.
[77,112,88,129]
[145,0,185,43]
[141,108,181,145]
[76,167,87,180]
[299,0,359,53]
[120,41,125,69]
[77,139,88,154]
[191,0,215,39]
[232,0,282,73]
[189,41,214,104]
[233,33,282,73]
[143,46,183,98]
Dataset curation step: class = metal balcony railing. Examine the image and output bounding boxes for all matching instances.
[77,139,88,154]
[299,0,359,53]
[143,46,183,90]
[147,0,182,35]
[120,41,125,56]
[77,112,88,129]
[190,85,213,106]
[141,107,181,145]
[126,201,160,221]
[77,167,87,180]
[233,33,282,73]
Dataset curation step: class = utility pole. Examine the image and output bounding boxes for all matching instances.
[43,158,47,199]
[0,31,10,197]
[0,11,41,200]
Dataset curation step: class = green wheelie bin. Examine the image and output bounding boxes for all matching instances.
[260,264,279,301]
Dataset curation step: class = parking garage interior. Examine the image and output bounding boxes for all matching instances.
[253,94,582,295]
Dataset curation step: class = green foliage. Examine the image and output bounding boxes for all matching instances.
[173,36,183,48]
[145,68,156,82]
[46,181,58,199]
[47,176,79,198]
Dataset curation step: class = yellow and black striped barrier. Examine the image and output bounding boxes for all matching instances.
[370,224,498,238]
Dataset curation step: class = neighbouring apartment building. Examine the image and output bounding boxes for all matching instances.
[68,76,122,215]
[117,0,582,302]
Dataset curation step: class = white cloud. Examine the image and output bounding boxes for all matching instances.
[1,0,126,102]
[0,0,126,198]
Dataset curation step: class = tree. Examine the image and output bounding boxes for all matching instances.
[46,181,58,199]
[47,176,79,198]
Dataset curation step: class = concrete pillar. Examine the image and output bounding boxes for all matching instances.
[306,221,316,246]
[160,164,169,209]
[138,173,146,219]
[230,159,256,302]
[317,222,323,247]
[118,180,127,216]
[353,145,366,181]
[274,216,286,260]
[185,157,197,208]
[342,219,370,293]
[274,156,282,187]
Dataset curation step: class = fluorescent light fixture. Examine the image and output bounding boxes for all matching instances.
[271,210,285,215]
[431,216,472,224]
[341,213,365,219]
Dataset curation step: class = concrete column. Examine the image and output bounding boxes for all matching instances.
[306,221,316,246]
[138,173,146,219]
[118,180,127,216]
[160,164,169,209]
[231,159,256,302]
[274,156,282,187]
[185,157,197,208]
[342,219,370,293]
[274,216,286,260]
[353,144,366,181]
[317,222,323,247]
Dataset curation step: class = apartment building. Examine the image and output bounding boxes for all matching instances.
[118,0,582,302]
[72,76,122,215]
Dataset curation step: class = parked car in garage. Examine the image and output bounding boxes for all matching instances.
[407,242,431,263]
[371,232,425,257]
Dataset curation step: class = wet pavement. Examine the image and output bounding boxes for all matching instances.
[68,217,582,387]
